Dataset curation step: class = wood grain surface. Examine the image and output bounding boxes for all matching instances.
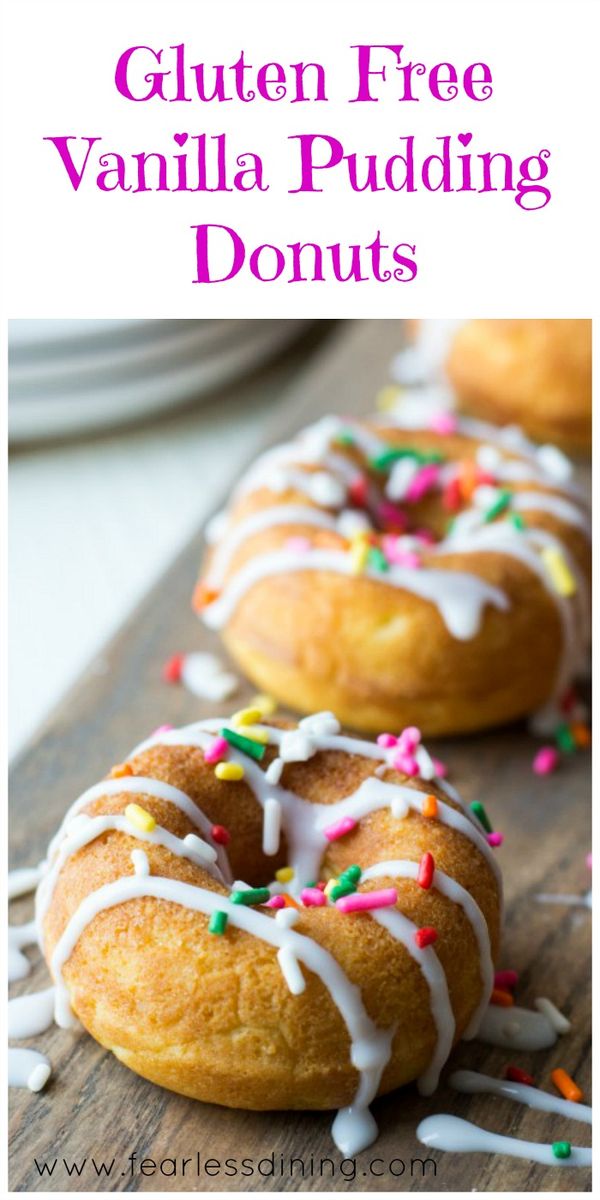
[8,320,591,1192]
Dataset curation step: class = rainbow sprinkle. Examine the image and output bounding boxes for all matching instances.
[335,888,397,914]
[208,911,228,935]
[231,887,270,906]
[323,816,358,842]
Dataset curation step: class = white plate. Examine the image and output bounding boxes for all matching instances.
[9,321,311,443]
[9,320,272,391]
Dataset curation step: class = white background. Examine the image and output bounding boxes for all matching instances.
[3,0,599,316]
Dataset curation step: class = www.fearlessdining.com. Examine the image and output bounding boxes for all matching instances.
[31,1151,438,1182]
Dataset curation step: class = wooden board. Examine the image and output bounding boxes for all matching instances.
[9,320,591,1193]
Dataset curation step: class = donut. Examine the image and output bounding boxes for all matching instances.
[38,711,501,1155]
[444,320,592,453]
[193,409,590,735]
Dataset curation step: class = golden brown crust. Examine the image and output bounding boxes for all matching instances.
[43,735,500,1111]
[445,319,591,453]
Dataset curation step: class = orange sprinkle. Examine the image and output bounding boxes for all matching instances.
[490,987,514,1007]
[551,1068,583,1103]
[422,795,438,819]
[282,894,300,909]
[458,460,478,501]
[110,762,133,779]
[192,581,220,612]
[570,721,591,748]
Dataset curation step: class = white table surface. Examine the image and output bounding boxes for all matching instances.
[8,347,310,761]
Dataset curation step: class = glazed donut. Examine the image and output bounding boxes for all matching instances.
[193,407,590,735]
[444,320,592,454]
[38,711,501,1155]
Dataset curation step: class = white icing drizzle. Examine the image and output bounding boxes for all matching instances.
[201,547,510,641]
[8,1047,52,1092]
[370,904,454,1095]
[476,1003,557,1051]
[361,860,494,1039]
[449,1069,591,1124]
[180,652,239,702]
[536,890,592,909]
[511,491,591,536]
[36,812,227,943]
[138,721,499,895]
[8,863,46,900]
[8,920,38,982]
[205,504,339,587]
[8,986,56,1039]
[49,873,394,1156]
[46,775,231,884]
[534,996,571,1033]
[262,797,282,856]
[440,522,589,700]
[417,1113,591,1168]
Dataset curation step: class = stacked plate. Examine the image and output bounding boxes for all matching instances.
[9,319,312,443]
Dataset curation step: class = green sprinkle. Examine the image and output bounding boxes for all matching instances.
[208,910,228,935]
[470,801,493,834]
[330,881,357,902]
[510,512,526,531]
[552,1141,571,1160]
[370,448,444,472]
[336,431,355,447]
[367,546,389,573]
[483,489,512,523]
[555,722,576,754]
[340,864,362,884]
[221,727,266,761]
[231,887,271,906]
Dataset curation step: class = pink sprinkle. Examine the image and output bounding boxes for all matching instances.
[323,816,358,842]
[494,969,518,990]
[381,536,421,569]
[406,463,441,503]
[414,527,436,545]
[265,894,285,909]
[392,751,419,776]
[397,725,421,754]
[586,852,592,871]
[487,831,504,847]
[151,723,173,736]
[377,733,397,748]
[285,536,311,554]
[378,501,407,530]
[336,888,398,914]
[204,735,228,765]
[429,411,457,436]
[432,757,447,778]
[301,887,327,907]
[533,746,559,776]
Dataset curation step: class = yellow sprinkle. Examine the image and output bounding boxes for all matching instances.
[541,546,577,597]
[124,803,156,833]
[251,693,277,716]
[215,762,245,782]
[349,533,370,575]
[232,707,264,727]
[275,866,295,883]
[239,725,270,744]
[376,384,403,412]
[324,878,339,898]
